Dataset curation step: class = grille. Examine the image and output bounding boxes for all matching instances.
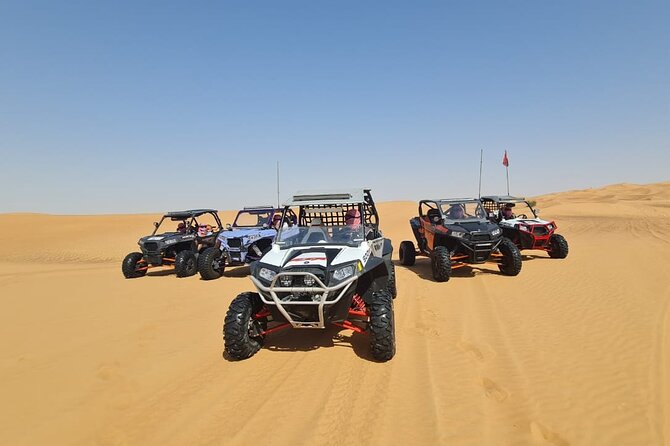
[227,238,242,248]
[287,267,326,283]
[471,233,490,242]
[144,242,159,252]
[532,226,549,236]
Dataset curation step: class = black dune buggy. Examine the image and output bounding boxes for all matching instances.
[399,198,522,282]
[223,189,396,362]
[480,195,569,258]
[122,209,222,278]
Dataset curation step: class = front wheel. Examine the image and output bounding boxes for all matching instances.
[224,292,266,360]
[175,250,197,277]
[431,246,451,282]
[122,252,147,278]
[387,261,397,299]
[368,290,395,361]
[198,247,225,280]
[548,234,569,259]
[399,241,416,266]
[497,238,522,276]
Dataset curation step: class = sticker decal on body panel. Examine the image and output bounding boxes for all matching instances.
[286,252,328,268]
[370,239,384,257]
[362,249,371,265]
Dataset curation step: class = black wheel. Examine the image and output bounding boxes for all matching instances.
[198,247,225,280]
[548,233,569,259]
[387,261,397,299]
[431,246,451,282]
[224,292,266,360]
[122,252,147,278]
[175,250,197,277]
[497,238,522,276]
[367,289,395,361]
[399,241,416,266]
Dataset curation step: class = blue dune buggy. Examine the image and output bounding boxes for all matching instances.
[197,206,296,280]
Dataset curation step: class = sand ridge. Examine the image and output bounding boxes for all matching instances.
[1,182,669,445]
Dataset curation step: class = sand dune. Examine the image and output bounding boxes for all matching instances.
[1,182,669,445]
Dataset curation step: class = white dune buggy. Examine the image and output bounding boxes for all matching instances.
[223,189,397,361]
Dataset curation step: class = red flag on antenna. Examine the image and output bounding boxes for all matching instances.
[502,150,509,167]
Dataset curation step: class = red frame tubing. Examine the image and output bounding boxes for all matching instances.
[522,223,555,250]
[254,307,271,319]
[260,323,291,336]
[333,320,366,334]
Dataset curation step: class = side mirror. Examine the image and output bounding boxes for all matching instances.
[226,223,232,230]
[153,221,159,228]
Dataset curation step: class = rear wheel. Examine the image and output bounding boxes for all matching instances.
[399,241,416,266]
[175,250,197,277]
[548,234,569,259]
[224,292,266,360]
[198,247,225,280]
[368,290,395,361]
[497,238,522,276]
[431,246,451,282]
[122,252,146,278]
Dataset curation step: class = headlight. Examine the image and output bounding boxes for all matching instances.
[165,239,177,245]
[248,234,260,241]
[491,228,501,236]
[451,231,465,238]
[279,275,293,287]
[518,225,529,232]
[303,275,316,286]
[259,267,277,282]
[333,265,355,281]
[547,225,554,230]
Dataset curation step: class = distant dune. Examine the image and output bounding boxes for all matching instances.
[1,181,669,445]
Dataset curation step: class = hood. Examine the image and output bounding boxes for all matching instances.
[498,217,551,228]
[260,243,370,269]
[218,228,277,240]
[140,232,196,243]
[447,220,498,233]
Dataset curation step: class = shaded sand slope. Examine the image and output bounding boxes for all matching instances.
[1,182,669,445]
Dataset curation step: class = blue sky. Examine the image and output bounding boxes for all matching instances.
[1,0,668,214]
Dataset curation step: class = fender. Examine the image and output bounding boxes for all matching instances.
[357,257,390,304]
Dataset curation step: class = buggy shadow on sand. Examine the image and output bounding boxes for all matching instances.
[223,325,372,360]
[399,198,522,282]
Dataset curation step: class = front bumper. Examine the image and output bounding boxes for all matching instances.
[459,238,502,263]
[250,271,357,329]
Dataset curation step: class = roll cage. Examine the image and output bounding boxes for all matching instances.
[151,209,222,235]
[418,198,487,224]
[480,196,538,219]
[285,189,380,229]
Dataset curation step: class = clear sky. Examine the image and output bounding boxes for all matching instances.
[1,0,668,214]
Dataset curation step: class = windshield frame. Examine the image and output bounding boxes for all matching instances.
[233,209,274,228]
[438,199,488,223]
[276,223,366,249]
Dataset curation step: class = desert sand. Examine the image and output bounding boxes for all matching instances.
[1,182,669,445]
